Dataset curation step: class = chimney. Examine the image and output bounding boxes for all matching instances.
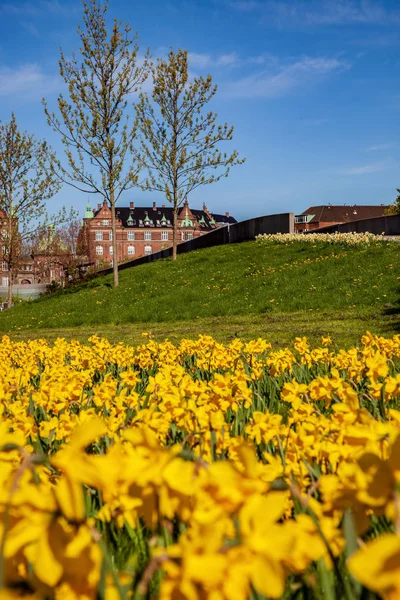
[225,211,230,217]
[97,203,101,210]
[153,201,157,211]
[130,202,134,209]
[162,204,166,208]
[203,202,207,211]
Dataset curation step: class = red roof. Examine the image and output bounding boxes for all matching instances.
[300,205,388,224]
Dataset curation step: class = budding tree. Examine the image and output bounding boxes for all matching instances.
[0,113,60,305]
[43,0,149,287]
[135,49,245,260]
[27,209,86,284]
[385,189,400,215]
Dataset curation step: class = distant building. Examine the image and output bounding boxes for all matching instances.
[294,204,389,232]
[82,199,236,266]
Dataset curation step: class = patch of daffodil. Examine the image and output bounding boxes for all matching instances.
[256,231,394,246]
[0,331,400,599]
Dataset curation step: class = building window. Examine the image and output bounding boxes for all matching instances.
[161,231,169,241]
[109,231,113,241]
[103,219,110,226]
[127,245,135,255]
[144,231,152,241]
[187,231,193,240]
[96,246,103,255]
[181,232,185,241]
[2,277,8,286]
[127,231,135,241]
[110,246,113,255]
[144,245,152,255]
[96,231,103,241]
[50,270,55,280]
[2,261,7,271]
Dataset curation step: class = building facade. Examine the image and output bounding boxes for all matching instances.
[294,204,389,233]
[82,200,236,266]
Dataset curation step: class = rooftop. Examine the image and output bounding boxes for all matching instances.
[298,204,388,224]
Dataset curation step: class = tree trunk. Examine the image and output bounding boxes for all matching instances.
[7,267,12,306]
[110,192,118,287]
[172,205,178,261]
[7,214,13,306]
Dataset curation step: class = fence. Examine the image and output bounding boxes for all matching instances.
[94,212,295,277]
[306,214,400,236]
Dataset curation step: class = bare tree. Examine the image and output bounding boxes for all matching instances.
[43,0,150,287]
[27,209,86,284]
[0,114,60,305]
[135,49,245,260]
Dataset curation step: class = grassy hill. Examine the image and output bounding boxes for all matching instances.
[1,239,399,346]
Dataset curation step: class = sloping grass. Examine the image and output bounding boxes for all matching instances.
[3,309,398,349]
[1,240,399,343]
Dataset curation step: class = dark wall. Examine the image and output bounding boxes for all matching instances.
[93,212,294,278]
[307,214,400,235]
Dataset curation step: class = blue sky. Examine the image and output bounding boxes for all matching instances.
[0,0,400,220]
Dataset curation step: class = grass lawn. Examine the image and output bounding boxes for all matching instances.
[1,239,399,346]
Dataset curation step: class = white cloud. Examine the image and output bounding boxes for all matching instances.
[21,21,40,37]
[188,52,212,69]
[0,0,79,16]
[338,162,389,175]
[222,56,349,99]
[0,64,60,98]
[188,51,268,71]
[216,52,239,67]
[366,143,394,151]
[226,0,400,26]
[303,118,329,126]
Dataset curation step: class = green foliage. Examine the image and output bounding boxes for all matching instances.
[385,188,400,215]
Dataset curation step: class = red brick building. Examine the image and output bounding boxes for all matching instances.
[82,199,236,266]
[294,204,389,232]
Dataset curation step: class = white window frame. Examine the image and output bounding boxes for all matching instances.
[127,231,135,241]
[96,245,103,255]
[109,231,113,241]
[144,245,152,255]
[102,219,110,226]
[144,231,152,241]
[2,261,7,272]
[109,246,113,255]
[95,231,103,241]
[181,232,185,241]
[127,245,135,255]
[2,277,8,286]
[161,231,169,241]
[187,231,193,240]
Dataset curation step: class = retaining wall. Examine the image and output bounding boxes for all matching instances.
[307,214,400,235]
[94,212,295,277]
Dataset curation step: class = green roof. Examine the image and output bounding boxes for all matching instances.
[84,201,94,219]
[181,208,193,227]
